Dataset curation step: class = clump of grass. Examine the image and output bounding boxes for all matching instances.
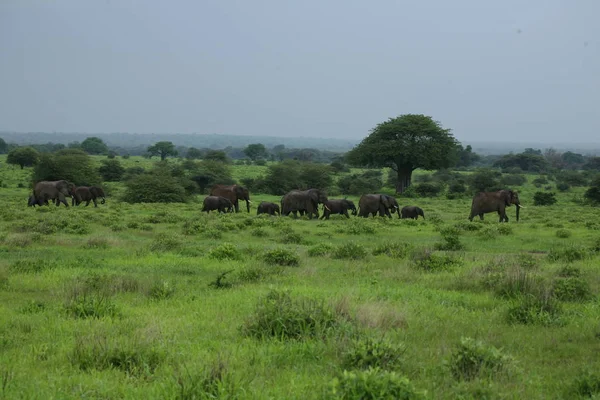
[341,220,376,235]
[434,227,464,251]
[372,241,413,258]
[5,234,34,248]
[494,268,539,299]
[208,243,241,261]
[174,357,240,400]
[278,230,306,245]
[208,270,234,289]
[454,221,482,232]
[506,292,563,326]
[556,229,572,239]
[148,280,175,300]
[333,242,368,260]
[552,268,591,302]
[70,333,164,376]
[411,248,459,272]
[64,292,120,319]
[449,337,513,381]
[342,336,406,371]
[203,228,223,240]
[262,248,300,266]
[241,290,339,340]
[83,237,109,249]
[478,225,512,240]
[250,227,268,237]
[110,224,125,232]
[517,253,539,270]
[149,233,182,252]
[10,259,58,274]
[568,370,600,399]
[548,245,589,263]
[20,300,47,314]
[236,265,271,283]
[308,243,334,257]
[328,368,424,400]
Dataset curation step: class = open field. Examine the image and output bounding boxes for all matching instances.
[1,156,600,399]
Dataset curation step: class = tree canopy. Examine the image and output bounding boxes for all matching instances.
[81,137,108,155]
[32,149,101,186]
[244,143,268,161]
[0,137,8,154]
[7,147,40,169]
[345,114,457,193]
[147,141,178,160]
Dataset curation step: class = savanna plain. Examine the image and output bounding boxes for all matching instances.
[1,155,600,400]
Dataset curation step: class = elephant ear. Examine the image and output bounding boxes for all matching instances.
[235,186,244,197]
[503,190,513,206]
[308,190,319,203]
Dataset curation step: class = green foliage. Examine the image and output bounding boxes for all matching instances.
[548,245,589,263]
[80,137,108,155]
[123,171,188,203]
[552,274,591,302]
[467,168,502,193]
[263,248,300,266]
[98,159,125,181]
[204,150,229,163]
[147,141,178,160]
[493,152,549,172]
[556,182,570,192]
[500,173,526,186]
[449,337,512,381]
[208,243,241,261]
[185,147,204,160]
[148,280,175,300]
[446,182,467,199]
[411,248,459,272]
[555,229,572,238]
[494,268,538,299]
[568,370,600,398]
[411,182,443,197]
[555,170,588,187]
[7,146,40,169]
[64,293,120,319]
[329,368,424,400]
[243,143,268,161]
[173,358,239,400]
[435,227,464,251]
[10,259,58,274]
[333,242,368,260]
[0,137,7,154]
[533,192,557,206]
[190,160,234,193]
[241,290,339,340]
[308,243,334,257]
[260,160,332,194]
[32,149,101,186]
[149,233,182,252]
[584,175,600,205]
[338,170,383,195]
[506,293,563,326]
[372,241,413,258]
[346,114,458,193]
[342,336,405,371]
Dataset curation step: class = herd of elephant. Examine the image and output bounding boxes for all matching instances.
[26,181,522,223]
[202,186,523,223]
[27,180,106,208]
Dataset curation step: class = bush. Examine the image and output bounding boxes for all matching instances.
[412,183,442,197]
[333,242,368,260]
[500,173,527,186]
[263,248,300,266]
[308,243,334,257]
[446,182,467,199]
[555,170,588,187]
[494,268,538,299]
[411,248,459,272]
[552,276,591,302]
[548,245,589,263]
[338,171,383,195]
[149,233,182,252]
[341,219,376,235]
[123,172,188,203]
[434,227,464,251]
[328,368,424,400]
[584,175,600,205]
[533,192,557,206]
[98,159,125,182]
[569,370,600,398]
[449,337,512,381]
[208,243,241,261]
[148,280,175,300]
[241,290,338,340]
[555,229,572,239]
[506,293,562,326]
[372,241,413,258]
[190,160,235,193]
[10,259,58,274]
[342,337,405,371]
[467,168,502,193]
[64,293,120,319]
[556,182,570,192]
[32,149,101,186]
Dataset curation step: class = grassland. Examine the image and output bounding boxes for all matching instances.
[0,155,599,399]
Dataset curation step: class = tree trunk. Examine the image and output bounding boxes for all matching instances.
[395,167,413,194]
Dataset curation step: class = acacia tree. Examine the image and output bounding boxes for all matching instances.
[7,147,40,169]
[81,137,108,155]
[346,114,457,193]
[244,143,268,161]
[147,141,178,160]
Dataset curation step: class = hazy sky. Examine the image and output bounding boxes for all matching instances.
[1,1,598,143]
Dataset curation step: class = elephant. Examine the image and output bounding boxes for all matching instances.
[33,180,75,207]
[469,189,521,222]
[320,199,357,220]
[28,194,48,207]
[358,194,400,218]
[281,189,328,219]
[209,184,251,213]
[202,196,233,213]
[257,201,280,216]
[401,206,425,220]
[72,186,106,207]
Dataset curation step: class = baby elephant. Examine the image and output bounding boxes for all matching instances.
[401,206,425,220]
[257,201,280,216]
[202,196,233,213]
[320,199,357,220]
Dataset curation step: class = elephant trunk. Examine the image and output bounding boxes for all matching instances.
[101,197,106,204]
[246,199,251,213]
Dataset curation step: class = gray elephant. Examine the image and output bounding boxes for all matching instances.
[202,196,233,213]
[28,194,48,207]
[72,186,106,207]
[281,189,328,219]
[469,189,521,222]
[358,194,400,218]
[257,201,280,216]
[401,205,425,220]
[33,180,75,207]
[320,199,357,220]
[209,184,251,213]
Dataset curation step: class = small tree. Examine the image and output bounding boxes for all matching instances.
[122,172,188,203]
[346,114,457,193]
[32,149,101,186]
[244,143,268,161]
[584,175,600,205]
[0,137,8,154]
[7,147,40,169]
[147,141,178,160]
[186,147,204,160]
[204,150,229,163]
[81,137,108,155]
[98,159,125,182]
[190,160,235,192]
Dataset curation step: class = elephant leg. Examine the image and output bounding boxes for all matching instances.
[344,211,349,218]
[59,193,69,207]
[234,200,239,213]
[85,200,91,207]
[92,198,98,207]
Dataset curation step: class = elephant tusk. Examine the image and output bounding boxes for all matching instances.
[324,205,330,211]
[248,200,252,204]
[518,205,525,208]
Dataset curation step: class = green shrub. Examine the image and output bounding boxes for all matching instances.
[568,370,600,398]
[338,171,383,195]
[333,242,368,260]
[123,171,188,203]
[412,182,442,197]
[517,253,538,270]
[236,265,270,283]
[241,290,338,340]
[173,358,240,400]
[506,293,563,326]
[342,337,405,371]
[149,233,182,252]
[556,182,570,192]
[532,176,549,186]
[83,237,109,249]
[328,368,424,400]
[500,173,527,186]
[411,249,459,272]
[341,219,376,235]
[308,243,334,257]
[64,293,120,319]
[208,243,241,261]
[446,182,467,199]
[552,276,591,302]
[372,241,413,258]
[148,280,175,300]
[555,229,572,239]
[278,230,306,245]
[494,268,538,299]
[533,192,557,206]
[251,227,268,237]
[10,259,58,274]
[584,175,600,205]
[434,227,464,251]
[548,245,589,263]
[263,248,300,266]
[449,337,512,381]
